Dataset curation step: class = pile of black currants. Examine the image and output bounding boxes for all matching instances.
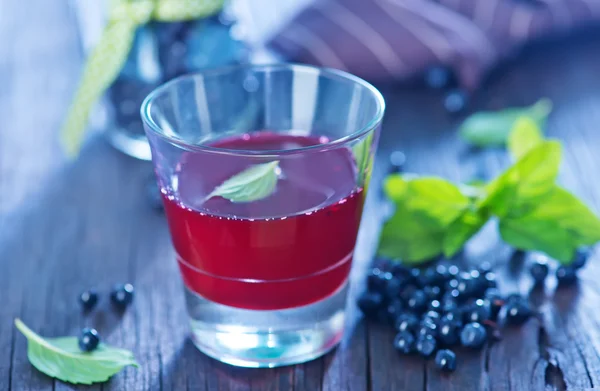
[357,260,534,373]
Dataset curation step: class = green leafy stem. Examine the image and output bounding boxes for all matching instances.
[379,104,600,265]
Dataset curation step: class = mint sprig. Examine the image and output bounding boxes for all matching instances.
[379,110,600,264]
[379,176,472,263]
[459,98,552,147]
[15,319,138,385]
[205,160,280,203]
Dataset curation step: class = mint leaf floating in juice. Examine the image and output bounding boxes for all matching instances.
[204,160,281,203]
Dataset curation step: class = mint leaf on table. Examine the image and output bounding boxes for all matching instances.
[204,160,280,203]
[500,186,600,263]
[480,140,561,217]
[15,319,138,385]
[459,98,552,147]
[507,116,544,160]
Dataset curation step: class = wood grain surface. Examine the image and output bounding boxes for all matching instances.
[2,1,600,390]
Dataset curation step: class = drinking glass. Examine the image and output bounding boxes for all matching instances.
[141,64,384,367]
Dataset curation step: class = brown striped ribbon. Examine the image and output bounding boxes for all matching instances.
[268,0,600,90]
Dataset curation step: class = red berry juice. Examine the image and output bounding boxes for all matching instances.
[161,132,365,310]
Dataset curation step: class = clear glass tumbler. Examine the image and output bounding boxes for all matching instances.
[141,64,384,367]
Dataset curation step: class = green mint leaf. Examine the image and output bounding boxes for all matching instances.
[459,98,552,147]
[14,319,138,385]
[205,161,280,203]
[378,204,446,264]
[400,176,471,227]
[508,116,544,160]
[499,186,600,263]
[383,174,408,201]
[379,175,471,263]
[464,178,487,188]
[542,187,600,246]
[459,183,486,200]
[443,208,489,257]
[481,140,561,217]
[499,216,577,262]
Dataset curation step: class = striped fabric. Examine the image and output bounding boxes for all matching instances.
[268,0,600,90]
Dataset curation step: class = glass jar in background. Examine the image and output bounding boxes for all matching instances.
[71,0,249,160]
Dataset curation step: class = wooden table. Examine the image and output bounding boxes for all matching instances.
[3,1,600,390]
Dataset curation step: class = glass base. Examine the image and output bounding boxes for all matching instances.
[185,281,348,368]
